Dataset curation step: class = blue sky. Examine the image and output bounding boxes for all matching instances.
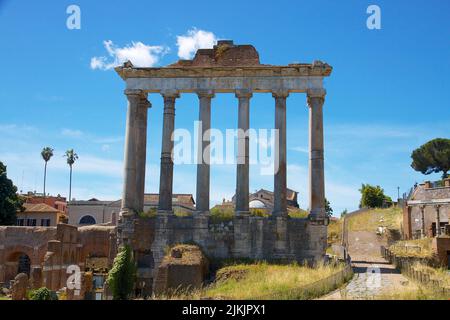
[0,0,449,215]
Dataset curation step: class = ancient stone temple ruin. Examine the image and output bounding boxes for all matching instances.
[114,41,332,293]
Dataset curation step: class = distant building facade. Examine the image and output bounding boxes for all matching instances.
[214,188,299,212]
[68,194,195,226]
[404,179,450,239]
[21,192,67,213]
[16,203,65,227]
[404,179,450,268]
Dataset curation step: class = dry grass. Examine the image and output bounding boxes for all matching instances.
[412,262,450,287]
[347,207,402,232]
[202,261,348,300]
[153,261,350,300]
[376,282,449,300]
[389,238,433,258]
[288,209,309,218]
[327,219,343,246]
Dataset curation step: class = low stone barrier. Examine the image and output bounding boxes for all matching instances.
[381,246,450,296]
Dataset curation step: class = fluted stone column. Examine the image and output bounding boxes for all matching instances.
[121,89,144,215]
[136,96,151,212]
[272,90,289,218]
[158,90,179,214]
[235,90,252,216]
[307,88,326,222]
[196,90,214,214]
[420,205,426,238]
[435,205,441,236]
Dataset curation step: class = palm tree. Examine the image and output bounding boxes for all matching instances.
[41,147,54,200]
[64,149,78,203]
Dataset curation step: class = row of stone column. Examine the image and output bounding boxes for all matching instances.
[120,88,327,221]
[419,204,443,237]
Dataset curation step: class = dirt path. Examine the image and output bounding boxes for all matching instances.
[320,231,412,300]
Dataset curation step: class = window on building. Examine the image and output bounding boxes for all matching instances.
[26,219,36,226]
[79,215,96,225]
[16,219,24,226]
[40,219,51,227]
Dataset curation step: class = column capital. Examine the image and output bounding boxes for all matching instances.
[196,89,215,99]
[161,90,180,99]
[307,88,326,98]
[434,204,441,210]
[235,89,253,99]
[307,88,326,107]
[272,89,289,99]
[138,96,151,109]
[124,89,146,97]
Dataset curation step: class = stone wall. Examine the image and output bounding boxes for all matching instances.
[0,224,116,291]
[129,215,327,290]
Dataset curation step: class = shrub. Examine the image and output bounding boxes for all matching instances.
[29,287,57,300]
[107,245,136,300]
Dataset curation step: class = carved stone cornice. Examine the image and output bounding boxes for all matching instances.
[115,63,333,80]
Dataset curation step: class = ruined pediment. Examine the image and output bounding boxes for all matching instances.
[169,40,261,67]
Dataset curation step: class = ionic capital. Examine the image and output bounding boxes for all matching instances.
[161,90,180,99]
[307,88,326,98]
[235,89,253,99]
[139,96,151,109]
[196,90,215,99]
[272,89,289,99]
[307,88,326,107]
[124,89,145,97]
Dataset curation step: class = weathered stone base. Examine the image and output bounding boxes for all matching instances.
[124,215,327,292]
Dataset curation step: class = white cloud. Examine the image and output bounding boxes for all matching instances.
[176,28,217,60]
[101,144,110,152]
[61,128,83,138]
[90,40,169,70]
[291,146,309,153]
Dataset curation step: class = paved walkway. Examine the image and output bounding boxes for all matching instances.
[320,231,413,300]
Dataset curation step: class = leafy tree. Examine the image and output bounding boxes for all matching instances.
[411,138,450,179]
[64,149,78,202]
[0,161,23,225]
[359,184,392,208]
[340,209,348,218]
[107,245,136,300]
[325,198,333,217]
[41,147,54,199]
